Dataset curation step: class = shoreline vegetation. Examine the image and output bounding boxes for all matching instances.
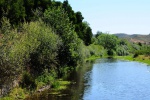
[0,0,149,100]
[1,55,150,100]
[87,55,150,66]
[116,55,150,65]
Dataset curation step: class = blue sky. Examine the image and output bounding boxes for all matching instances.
[56,0,150,35]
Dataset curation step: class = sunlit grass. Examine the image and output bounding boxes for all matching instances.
[116,55,150,65]
[85,55,101,61]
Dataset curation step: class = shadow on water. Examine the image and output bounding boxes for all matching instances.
[95,57,117,64]
[26,61,94,100]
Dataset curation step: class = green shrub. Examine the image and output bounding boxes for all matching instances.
[35,69,57,89]
[22,21,62,73]
[116,45,129,56]
[0,97,13,100]
[0,17,11,34]
[87,44,104,57]
[9,88,25,100]
[51,81,60,89]
[107,49,114,56]
[97,34,118,52]
[21,72,36,90]
[0,88,26,100]
[0,18,22,84]
[133,53,139,58]
[36,73,54,85]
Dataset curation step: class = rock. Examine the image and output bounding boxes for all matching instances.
[37,85,51,93]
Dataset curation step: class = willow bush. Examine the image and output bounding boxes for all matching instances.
[22,21,62,74]
[0,20,62,85]
[0,18,21,85]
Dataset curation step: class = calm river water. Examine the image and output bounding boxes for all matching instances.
[27,58,150,100]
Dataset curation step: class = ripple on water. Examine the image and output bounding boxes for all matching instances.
[83,58,150,100]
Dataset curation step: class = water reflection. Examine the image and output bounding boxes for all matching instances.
[83,58,150,100]
[26,62,93,100]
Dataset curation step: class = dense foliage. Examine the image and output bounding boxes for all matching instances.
[0,0,149,99]
[96,33,118,55]
[94,32,150,56]
[0,1,95,97]
[0,0,92,45]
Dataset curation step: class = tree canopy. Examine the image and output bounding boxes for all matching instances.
[96,33,118,55]
[0,0,93,45]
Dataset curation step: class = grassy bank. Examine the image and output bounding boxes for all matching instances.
[116,55,150,65]
[85,55,101,61]
[0,79,71,100]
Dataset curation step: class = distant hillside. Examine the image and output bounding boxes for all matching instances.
[114,33,150,44]
[113,33,129,38]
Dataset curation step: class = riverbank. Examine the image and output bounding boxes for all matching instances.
[0,79,71,100]
[85,56,101,61]
[116,55,150,65]
[26,61,93,100]
[0,55,96,100]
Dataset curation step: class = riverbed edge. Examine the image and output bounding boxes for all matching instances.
[115,55,150,65]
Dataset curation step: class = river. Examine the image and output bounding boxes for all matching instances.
[27,58,150,100]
